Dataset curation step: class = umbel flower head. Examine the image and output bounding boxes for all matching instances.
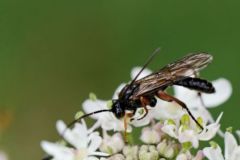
[41,120,109,160]
[41,67,233,160]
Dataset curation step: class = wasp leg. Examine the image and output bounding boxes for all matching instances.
[130,109,137,121]
[124,112,134,142]
[157,91,203,130]
[136,96,149,120]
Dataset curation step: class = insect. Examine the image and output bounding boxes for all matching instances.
[64,48,214,133]
[43,48,215,160]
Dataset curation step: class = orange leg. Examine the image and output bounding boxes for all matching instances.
[124,112,134,142]
[137,96,149,120]
[157,90,203,130]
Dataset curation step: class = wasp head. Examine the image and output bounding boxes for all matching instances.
[111,100,125,118]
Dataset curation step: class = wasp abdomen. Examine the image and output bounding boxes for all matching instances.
[174,77,215,93]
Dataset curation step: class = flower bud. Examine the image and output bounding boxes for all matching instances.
[209,141,218,149]
[157,139,178,158]
[226,126,233,133]
[123,145,138,160]
[164,145,175,159]
[196,117,204,131]
[139,145,159,160]
[140,127,161,144]
[106,100,113,109]
[157,139,167,155]
[89,92,97,101]
[167,119,176,125]
[180,114,190,131]
[100,133,124,154]
[176,153,188,160]
[182,142,192,151]
[74,111,84,120]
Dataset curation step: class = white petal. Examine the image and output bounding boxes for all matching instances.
[101,120,119,130]
[198,112,223,141]
[130,66,152,80]
[194,106,214,123]
[215,112,223,124]
[198,126,219,141]
[178,130,199,148]
[88,132,103,153]
[95,112,131,132]
[83,98,125,131]
[140,127,161,144]
[174,86,202,108]
[230,146,240,160]
[225,132,238,159]
[130,108,152,127]
[203,146,224,160]
[100,132,124,154]
[82,99,108,119]
[110,133,125,152]
[56,120,88,149]
[89,152,109,157]
[71,123,89,148]
[131,117,150,127]
[201,78,232,108]
[192,107,224,138]
[41,141,74,160]
[176,153,188,160]
[100,115,126,131]
[161,123,178,138]
[56,120,66,135]
[153,100,184,120]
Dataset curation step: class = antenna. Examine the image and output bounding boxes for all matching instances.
[122,47,161,96]
[61,109,112,137]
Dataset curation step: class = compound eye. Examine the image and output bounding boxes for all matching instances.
[113,101,125,118]
[116,107,124,118]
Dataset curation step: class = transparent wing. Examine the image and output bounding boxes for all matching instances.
[131,53,213,98]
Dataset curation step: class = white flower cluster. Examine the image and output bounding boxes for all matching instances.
[41,67,235,160]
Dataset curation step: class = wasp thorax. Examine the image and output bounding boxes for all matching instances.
[112,100,125,118]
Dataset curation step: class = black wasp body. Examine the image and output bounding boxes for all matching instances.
[111,52,215,129]
[112,77,215,120]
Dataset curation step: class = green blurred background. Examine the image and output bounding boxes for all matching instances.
[0,0,239,159]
